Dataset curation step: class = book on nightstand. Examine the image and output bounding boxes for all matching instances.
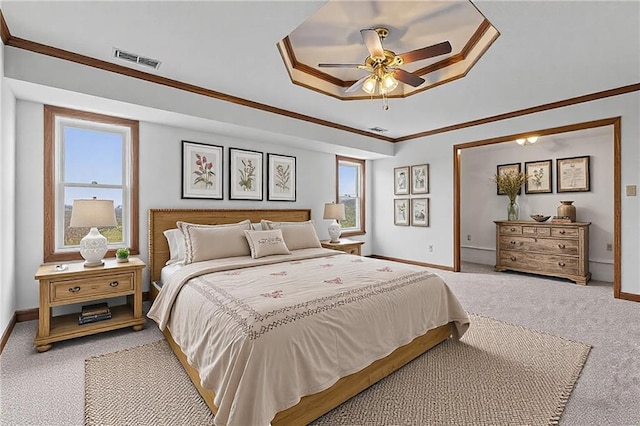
[78,302,112,325]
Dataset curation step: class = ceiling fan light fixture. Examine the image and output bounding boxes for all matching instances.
[380,72,399,94]
[362,75,378,94]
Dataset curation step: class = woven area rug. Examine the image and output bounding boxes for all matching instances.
[85,315,590,426]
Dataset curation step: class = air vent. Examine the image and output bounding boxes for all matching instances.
[368,127,388,133]
[113,48,161,70]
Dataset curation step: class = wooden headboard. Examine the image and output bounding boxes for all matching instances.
[148,208,311,285]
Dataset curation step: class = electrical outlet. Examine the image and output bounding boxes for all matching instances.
[466,234,471,241]
[607,243,613,251]
[428,244,434,253]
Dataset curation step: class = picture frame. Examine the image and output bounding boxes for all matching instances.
[229,148,263,200]
[525,160,553,194]
[410,198,429,227]
[394,166,410,195]
[267,153,296,201]
[181,140,223,200]
[557,156,590,192]
[410,164,429,194]
[394,198,410,226]
[496,163,522,195]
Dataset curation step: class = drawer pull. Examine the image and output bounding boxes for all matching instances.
[109,281,119,287]
[558,244,566,249]
[559,230,566,235]
[510,256,517,261]
[510,228,516,232]
[510,241,516,245]
[68,286,81,293]
[558,262,566,267]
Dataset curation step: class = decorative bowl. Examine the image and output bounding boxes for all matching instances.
[530,215,551,222]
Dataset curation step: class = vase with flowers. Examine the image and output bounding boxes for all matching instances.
[492,170,528,221]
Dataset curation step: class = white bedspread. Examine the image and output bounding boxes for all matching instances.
[148,248,469,425]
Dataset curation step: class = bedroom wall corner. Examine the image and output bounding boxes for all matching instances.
[0,42,18,336]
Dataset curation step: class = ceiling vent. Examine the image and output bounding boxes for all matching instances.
[113,48,161,70]
[368,127,388,133]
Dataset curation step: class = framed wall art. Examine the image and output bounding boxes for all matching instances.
[496,163,522,196]
[410,164,429,194]
[410,198,429,227]
[525,160,552,194]
[181,140,223,200]
[557,156,590,192]
[394,198,410,226]
[394,166,410,195]
[229,148,263,200]
[267,153,296,201]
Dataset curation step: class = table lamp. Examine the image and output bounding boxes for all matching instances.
[69,198,117,267]
[323,202,346,243]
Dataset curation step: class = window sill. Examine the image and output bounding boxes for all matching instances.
[340,230,366,238]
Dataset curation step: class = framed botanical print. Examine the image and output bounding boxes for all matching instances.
[394,166,410,195]
[410,164,429,194]
[267,153,296,201]
[410,198,429,227]
[525,160,552,194]
[181,140,223,199]
[229,148,263,200]
[557,156,590,192]
[496,163,522,195]
[394,198,410,226]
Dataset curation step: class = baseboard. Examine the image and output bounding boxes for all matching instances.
[0,312,17,355]
[369,255,455,271]
[16,308,38,322]
[618,291,640,302]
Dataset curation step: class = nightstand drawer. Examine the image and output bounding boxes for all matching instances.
[50,272,134,303]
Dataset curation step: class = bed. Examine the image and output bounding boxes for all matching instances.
[147,208,469,425]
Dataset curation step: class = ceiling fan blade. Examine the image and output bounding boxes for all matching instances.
[318,63,362,68]
[360,29,385,60]
[398,41,452,65]
[393,69,425,87]
[345,74,371,93]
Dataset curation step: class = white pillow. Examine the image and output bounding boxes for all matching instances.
[260,220,322,250]
[244,229,291,259]
[177,220,252,264]
[163,228,186,265]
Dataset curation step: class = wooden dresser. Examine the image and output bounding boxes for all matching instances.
[494,220,591,285]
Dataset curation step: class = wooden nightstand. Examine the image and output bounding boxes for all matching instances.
[34,257,146,352]
[321,239,364,256]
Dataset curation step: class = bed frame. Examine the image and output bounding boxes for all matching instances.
[148,208,453,425]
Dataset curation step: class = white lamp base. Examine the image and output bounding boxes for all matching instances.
[328,220,341,243]
[79,227,108,268]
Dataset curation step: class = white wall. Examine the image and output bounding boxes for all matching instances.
[14,100,370,310]
[371,91,639,294]
[460,128,614,281]
[1,43,17,334]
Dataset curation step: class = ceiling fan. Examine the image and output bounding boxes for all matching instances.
[318,27,452,107]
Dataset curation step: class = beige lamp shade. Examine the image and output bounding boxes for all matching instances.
[323,203,346,221]
[70,198,117,228]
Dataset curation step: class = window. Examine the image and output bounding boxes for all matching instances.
[44,105,139,262]
[336,155,365,236]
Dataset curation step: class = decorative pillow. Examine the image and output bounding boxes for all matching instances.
[163,228,186,265]
[260,220,322,250]
[243,229,291,259]
[177,220,252,264]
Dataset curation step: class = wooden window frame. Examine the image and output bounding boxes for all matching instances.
[336,155,366,237]
[44,105,139,263]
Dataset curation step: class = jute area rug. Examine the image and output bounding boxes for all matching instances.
[85,315,590,426]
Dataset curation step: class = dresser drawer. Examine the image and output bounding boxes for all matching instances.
[500,236,579,256]
[522,226,551,236]
[500,225,522,235]
[500,250,579,275]
[50,272,134,303]
[551,227,579,238]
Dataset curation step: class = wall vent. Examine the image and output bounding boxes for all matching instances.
[113,48,161,70]
[368,127,388,133]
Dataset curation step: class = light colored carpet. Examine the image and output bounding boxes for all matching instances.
[84,315,590,426]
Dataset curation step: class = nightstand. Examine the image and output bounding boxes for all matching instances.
[34,257,146,352]
[320,239,364,256]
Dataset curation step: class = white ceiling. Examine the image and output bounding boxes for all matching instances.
[1,0,639,142]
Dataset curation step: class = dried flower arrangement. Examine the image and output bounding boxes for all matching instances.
[493,170,528,202]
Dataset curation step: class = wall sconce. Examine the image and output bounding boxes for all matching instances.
[516,136,539,146]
